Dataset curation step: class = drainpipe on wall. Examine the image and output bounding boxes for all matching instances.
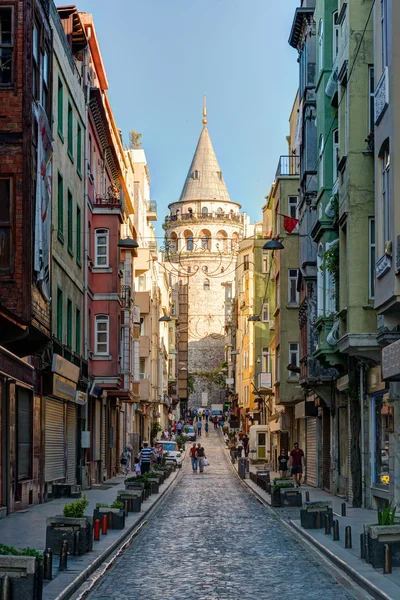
[360,362,365,507]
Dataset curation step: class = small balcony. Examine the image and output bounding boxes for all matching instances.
[94,192,121,207]
[139,336,150,358]
[275,156,300,178]
[135,291,151,314]
[146,200,157,221]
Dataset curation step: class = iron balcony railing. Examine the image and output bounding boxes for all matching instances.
[146,200,157,213]
[275,155,300,178]
[164,212,243,224]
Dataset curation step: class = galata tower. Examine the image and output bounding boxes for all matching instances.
[163,99,244,412]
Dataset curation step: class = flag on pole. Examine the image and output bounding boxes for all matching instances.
[278,213,299,234]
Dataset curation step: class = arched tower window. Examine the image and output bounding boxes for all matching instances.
[203,279,210,291]
[184,229,194,251]
[231,232,239,250]
[169,232,178,254]
[199,229,211,250]
[202,206,208,215]
[216,230,228,252]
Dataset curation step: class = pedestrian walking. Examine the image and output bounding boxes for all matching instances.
[173,421,177,434]
[242,434,249,457]
[205,408,210,421]
[278,448,290,478]
[197,419,202,437]
[290,442,305,487]
[139,442,154,474]
[156,443,163,465]
[224,432,229,446]
[190,443,198,472]
[237,437,243,458]
[120,446,131,476]
[177,420,183,436]
[205,421,209,436]
[214,416,218,429]
[196,443,206,473]
[133,456,141,476]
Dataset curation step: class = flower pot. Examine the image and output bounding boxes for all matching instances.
[364,523,400,568]
[0,556,43,600]
[45,516,93,556]
[93,508,125,530]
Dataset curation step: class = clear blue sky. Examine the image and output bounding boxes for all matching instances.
[73,0,299,237]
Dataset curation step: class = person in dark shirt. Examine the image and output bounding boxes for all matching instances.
[196,444,206,473]
[277,449,290,478]
[290,442,305,487]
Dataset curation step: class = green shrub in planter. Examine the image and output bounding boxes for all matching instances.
[63,494,89,518]
[46,495,92,556]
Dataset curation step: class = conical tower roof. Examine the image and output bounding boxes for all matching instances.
[179,113,231,203]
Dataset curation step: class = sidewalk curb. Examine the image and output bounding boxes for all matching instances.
[50,464,183,600]
[233,464,394,600]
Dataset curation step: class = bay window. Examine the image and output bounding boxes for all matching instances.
[95,228,109,267]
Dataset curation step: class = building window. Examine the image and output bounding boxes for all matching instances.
[139,317,145,336]
[262,251,269,273]
[288,196,299,226]
[319,135,324,189]
[57,77,63,139]
[95,229,109,267]
[368,67,375,134]
[244,385,249,405]
[57,173,63,241]
[262,301,269,322]
[32,22,39,98]
[75,307,81,355]
[288,269,299,305]
[67,298,73,348]
[0,178,12,271]
[202,206,208,215]
[67,102,73,160]
[203,279,210,291]
[41,49,49,113]
[217,172,223,181]
[77,122,82,176]
[194,170,200,180]
[243,254,249,271]
[288,343,299,377]
[318,19,324,71]
[16,388,32,481]
[76,205,81,265]
[244,351,249,370]
[373,394,390,485]
[201,235,209,249]
[95,315,109,355]
[381,145,390,246]
[67,190,73,254]
[333,129,339,182]
[262,347,270,373]
[0,7,13,85]
[381,0,388,69]
[57,287,63,341]
[139,358,146,379]
[333,11,339,58]
[369,218,376,300]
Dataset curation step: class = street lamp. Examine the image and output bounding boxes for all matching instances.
[263,238,284,250]
[117,238,139,249]
[248,315,261,322]
[159,315,172,322]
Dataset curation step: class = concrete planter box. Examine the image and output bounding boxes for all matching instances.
[0,556,43,600]
[125,481,145,501]
[117,490,142,513]
[147,478,160,494]
[282,490,302,507]
[364,523,400,568]
[93,508,125,530]
[271,485,296,508]
[300,501,333,530]
[45,516,93,555]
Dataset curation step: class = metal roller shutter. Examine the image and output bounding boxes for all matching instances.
[67,404,77,485]
[45,398,65,482]
[306,418,317,487]
[322,408,331,491]
[347,399,353,505]
[94,399,101,461]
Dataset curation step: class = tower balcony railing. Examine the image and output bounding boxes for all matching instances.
[163,211,243,226]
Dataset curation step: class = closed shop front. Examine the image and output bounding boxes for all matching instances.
[67,404,77,484]
[306,418,317,487]
[322,407,331,492]
[45,398,65,482]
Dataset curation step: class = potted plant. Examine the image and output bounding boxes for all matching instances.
[46,495,92,556]
[93,501,125,530]
[364,503,400,568]
[271,482,296,507]
[0,545,43,600]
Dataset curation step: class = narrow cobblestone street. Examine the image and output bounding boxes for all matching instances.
[87,430,359,600]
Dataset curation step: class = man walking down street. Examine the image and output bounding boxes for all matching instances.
[197,418,202,437]
[196,443,206,473]
[177,420,183,436]
[290,442,305,487]
[139,442,154,474]
[242,434,249,457]
[190,443,198,472]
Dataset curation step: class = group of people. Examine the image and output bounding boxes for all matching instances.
[277,442,305,487]
[120,440,167,477]
[189,443,208,473]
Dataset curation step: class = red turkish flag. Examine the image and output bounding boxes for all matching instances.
[282,215,299,234]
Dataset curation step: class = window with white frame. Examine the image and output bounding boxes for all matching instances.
[333,11,339,58]
[381,0,388,69]
[319,135,324,189]
[262,301,270,322]
[369,218,376,300]
[368,67,375,134]
[95,315,109,355]
[262,347,270,373]
[382,145,390,246]
[288,196,299,230]
[318,19,324,71]
[333,129,339,182]
[95,228,109,267]
[244,350,249,370]
[244,385,249,405]
[288,269,299,305]
[262,251,269,273]
[288,343,299,376]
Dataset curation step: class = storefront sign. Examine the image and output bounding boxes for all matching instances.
[54,374,76,402]
[52,354,79,383]
[0,346,34,386]
[382,339,400,381]
[258,372,272,389]
[75,391,87,405]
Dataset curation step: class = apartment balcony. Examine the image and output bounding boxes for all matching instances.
[139,378,150,401]
[139,336,150,358]
[275,156,300,178]
[135,248,151,276]
[313,316,345,369]
[135,291,151,314]
[93,193,121,207]
[146,200,157,221]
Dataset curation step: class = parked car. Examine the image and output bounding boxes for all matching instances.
[184,425,196,441]
[156,441,183,468]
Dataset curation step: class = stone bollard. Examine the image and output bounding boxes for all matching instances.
[384,544,392,574]
[43,548,53,580]
[333,519,340,541]
[345,526,352,548]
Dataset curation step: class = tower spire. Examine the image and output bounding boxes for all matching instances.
[202,95,207,126]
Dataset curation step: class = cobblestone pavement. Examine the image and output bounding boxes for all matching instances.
[87,430,358,600]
